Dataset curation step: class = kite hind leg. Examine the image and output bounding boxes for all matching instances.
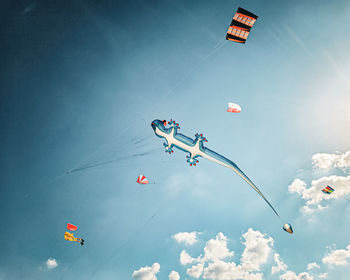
[195,133,208,143]
[186,155,199,166]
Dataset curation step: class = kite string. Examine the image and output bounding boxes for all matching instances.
[67,147,163,173]
[136,38,228,127]
[161,39,227,102]
[136,37,228,125]
[85,191,178,280]
[67,135,153,172]
[86,207,163,280]
[65,118,154,174]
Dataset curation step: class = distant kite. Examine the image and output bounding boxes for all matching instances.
[64,223,84,245]
[321,185,350,201]
[227,102,241,113]
[322,185,335,194]
[226,7,258,44]
[283,223,293,234]
[67,223,78,231]
[137,175,150,185]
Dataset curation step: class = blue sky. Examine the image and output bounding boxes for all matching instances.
[1,0,350,279]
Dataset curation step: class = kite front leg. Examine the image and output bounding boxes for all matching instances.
[164,142,174,154]
[167,119,180,129]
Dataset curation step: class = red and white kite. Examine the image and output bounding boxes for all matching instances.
[227,102,241,113]
[67,223,78,231]
[137,175,149,185]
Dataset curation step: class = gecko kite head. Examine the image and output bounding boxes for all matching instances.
[151,119,165,131]
[151,119,168,138]
[152,119,179,138]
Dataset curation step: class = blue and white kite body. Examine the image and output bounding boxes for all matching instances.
[151,119,279,217]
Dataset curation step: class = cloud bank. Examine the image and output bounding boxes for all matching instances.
[288,151,350,213]
[312,151,350,170]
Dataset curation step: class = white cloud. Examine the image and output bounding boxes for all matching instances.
[337,152,350,169]
[312,153,341,170]
[179,229,274,280]
[203,232,234,262]
[179,232,236,276]
[132,263,160,280]
[302,204,329,214]
[187,263,204,278]
[46,258,58,270]
[288,174,350,213]
[172,229,349,280]
[203,261,263,280]
[168,270,180,280]
[288,179,307,195]
[272,253,288,274]
[312,151,350,170]
[318,273,328,278]
[180,250,198,265]
[307,262,320,270]
[279,271,313,280]
[322,245,350,266]
[173,231,200,246]
[240,228,274,272]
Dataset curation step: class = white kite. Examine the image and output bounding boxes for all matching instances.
[227,102,241,113]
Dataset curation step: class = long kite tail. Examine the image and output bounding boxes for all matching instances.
[202,148,280,217]
[229,162,280,217]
